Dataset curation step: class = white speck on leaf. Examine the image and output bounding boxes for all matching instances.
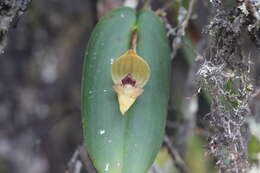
[104,163,110,171]
[117,162,121,167]
[121,13,125,18]
[108,139,112,143]
[103,89,108,92]
[99,130,105,135]
[110,59,114,64]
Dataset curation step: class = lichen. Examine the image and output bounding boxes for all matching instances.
[0,0,31,53]
[197,3,255,172]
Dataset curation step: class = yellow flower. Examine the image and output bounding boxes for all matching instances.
[112,49,150,115]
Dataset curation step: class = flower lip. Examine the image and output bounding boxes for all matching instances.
[121,74,136,86]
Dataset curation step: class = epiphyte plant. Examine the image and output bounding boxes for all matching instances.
[81,6,171,173]
[112,29,151,114]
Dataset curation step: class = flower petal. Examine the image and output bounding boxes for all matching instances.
[113,84,143,114]
[112,49,150,87]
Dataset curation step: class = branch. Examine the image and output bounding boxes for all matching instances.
[65,145,97,173]
[164,136,190,173]
[78,145,97,173]
[167,0,197,59]
[65,147,83,173]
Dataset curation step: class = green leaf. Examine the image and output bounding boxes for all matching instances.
[249,135,260,154]
[81,7,171,173]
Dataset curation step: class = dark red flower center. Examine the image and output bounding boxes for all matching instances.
[121,74,136,86]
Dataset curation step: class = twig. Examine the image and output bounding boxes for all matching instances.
[168,0,197,59]
[79,145,97,173]
[159,1,175,12]
[164,136,190,173]
[151,163,163,173]
[65,145,97,173]
[65,147,83,173]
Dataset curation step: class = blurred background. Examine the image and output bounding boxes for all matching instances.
[0,0,260,173]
